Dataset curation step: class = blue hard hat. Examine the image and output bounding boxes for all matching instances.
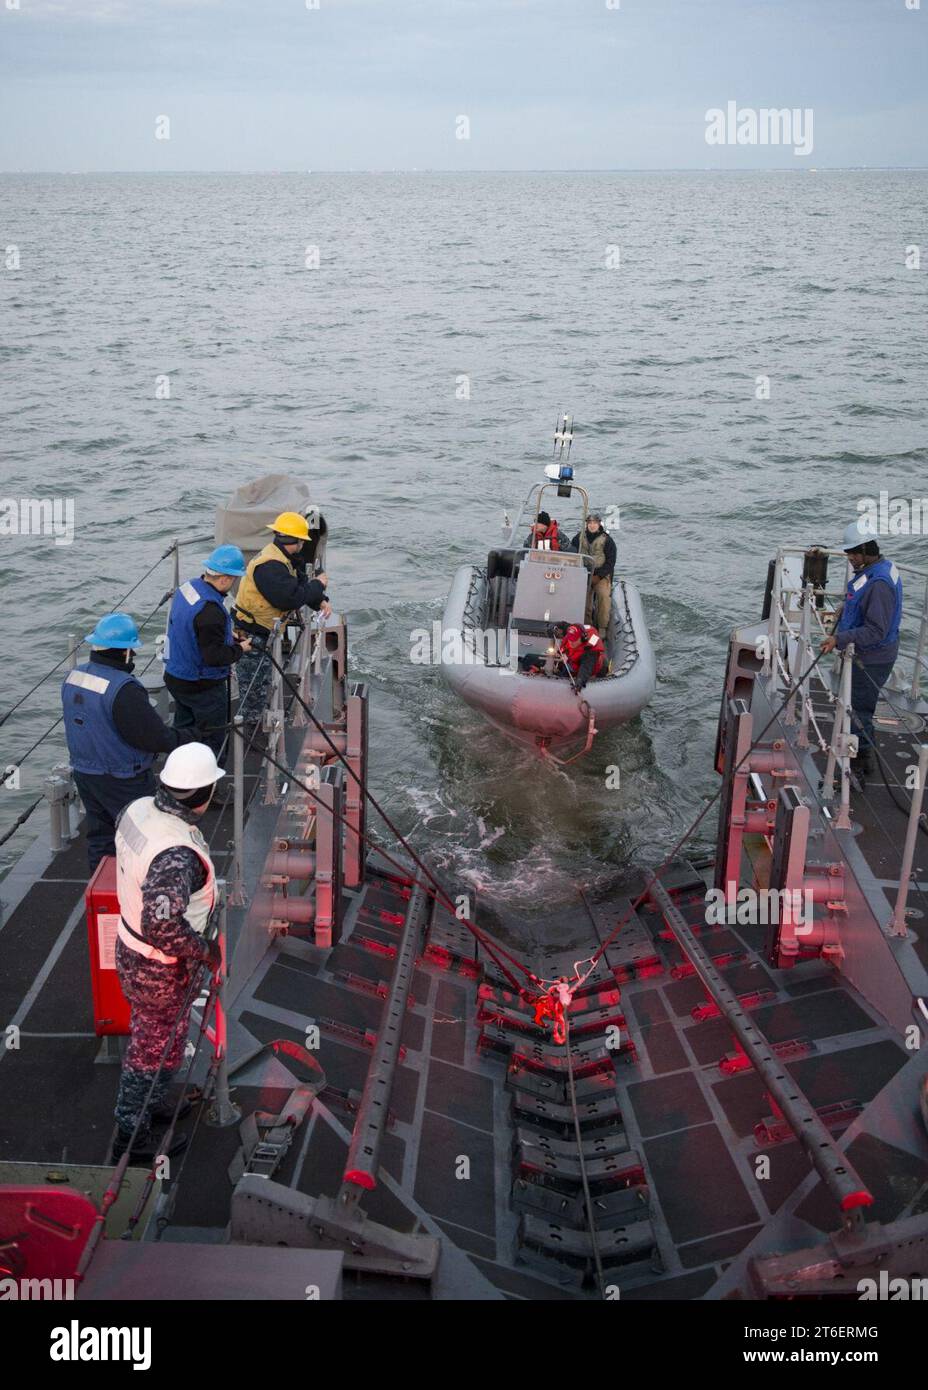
[205,544,247,578]
[85,612,142,649]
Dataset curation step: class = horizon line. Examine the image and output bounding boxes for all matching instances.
[2,165,928,176]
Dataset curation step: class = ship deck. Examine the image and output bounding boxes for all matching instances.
[1,665,927,1300]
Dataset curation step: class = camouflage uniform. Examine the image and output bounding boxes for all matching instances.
[113,787,213,1142]
[234,633,271,726]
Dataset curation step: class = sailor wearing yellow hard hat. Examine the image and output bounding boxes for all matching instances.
[232,511,332,727]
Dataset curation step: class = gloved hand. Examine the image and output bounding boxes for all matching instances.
[203,938,222,974]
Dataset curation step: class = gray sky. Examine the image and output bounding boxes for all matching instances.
[1,0,926,171]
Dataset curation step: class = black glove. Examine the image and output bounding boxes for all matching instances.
[203,938,222,973]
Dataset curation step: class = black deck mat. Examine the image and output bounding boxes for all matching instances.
[0,1036,117,1165]
[238,1010,420,1124]
[295,1112,413,1235]
[787,1040,906,1108]
[712,1071,771,1139]
[781,968,840,997]
[0,881,86,1018]
[168,1085,298,1229]
[425,1059,494,1132]
[22,916,96,1032]
[751,991,874,1045]
[678,1224,763,1270]
[636,1022,690,1075]
[683,1017,744,1068]
[435,1218,496,1262]
[712,1039,906,1141]
[431,980,467,1065]
[328,940,431,1000]
[642,1123,759,1244]
[795,1132,928,1232]
[661,960,775,1019]
[252,960,426,1051]
[628,988,668,1028]
[664,928,744,966]
[627,1071,712,1138]
[414,1111,496,1238]
[757,1143,817,1215]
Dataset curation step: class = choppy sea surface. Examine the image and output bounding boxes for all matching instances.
[2,172,927,934]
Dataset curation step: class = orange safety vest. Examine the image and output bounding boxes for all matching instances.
[532,521,561,551]
[559,624,605,678]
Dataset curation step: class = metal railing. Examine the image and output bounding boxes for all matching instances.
[0,532,327,874]
[766,545,928,703]
[762,545,928,934]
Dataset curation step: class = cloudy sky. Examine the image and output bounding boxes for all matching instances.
[0,0,925,171]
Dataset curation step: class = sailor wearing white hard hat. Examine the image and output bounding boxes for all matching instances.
[110,743,225,1163]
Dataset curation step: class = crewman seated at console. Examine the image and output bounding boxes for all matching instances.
[524,511,561,551]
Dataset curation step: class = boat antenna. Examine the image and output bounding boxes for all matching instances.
[553,411,573,461]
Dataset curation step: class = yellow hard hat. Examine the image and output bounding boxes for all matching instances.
[267,510,310,540]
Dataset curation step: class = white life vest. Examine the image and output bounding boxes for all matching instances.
[115,797,216,965]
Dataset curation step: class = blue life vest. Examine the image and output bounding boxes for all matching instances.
[61,661,156,779]
[164,578,233,682]
[836,557,902,657]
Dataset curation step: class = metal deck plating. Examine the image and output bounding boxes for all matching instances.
[2,542,928,1301]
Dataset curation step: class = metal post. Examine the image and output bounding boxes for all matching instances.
[45,767,74,852]
[230,715,246,905]
[910,580,928,702]
[263,625,284,805]
[67,632,80,670]
[207,893,241,1128]
[767,550,783,698]
[823,645,855,829]
[888,744,928,937]
[791,583,812,738]
[171,540,180,595]
[324,617,347,721]
[292,618,316,729]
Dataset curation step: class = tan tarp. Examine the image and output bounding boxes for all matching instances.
[214,475,313,559]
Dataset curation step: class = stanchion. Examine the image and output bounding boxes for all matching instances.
[888,743,928,937]
[207,893,241,1128]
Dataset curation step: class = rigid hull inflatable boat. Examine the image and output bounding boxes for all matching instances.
[440,425,656,759]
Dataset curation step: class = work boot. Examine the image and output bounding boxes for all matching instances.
[149,1095,193,1125]
[110,1128,189,1165]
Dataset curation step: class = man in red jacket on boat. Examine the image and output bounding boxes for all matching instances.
[525,511,561,551]
[551,622,606,689]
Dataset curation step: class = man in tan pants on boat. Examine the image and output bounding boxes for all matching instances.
[570,513,616,637]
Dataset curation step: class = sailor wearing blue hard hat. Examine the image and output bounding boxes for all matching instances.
[62,612,197,870]
[163,545,252,756]
[821,519,903,780]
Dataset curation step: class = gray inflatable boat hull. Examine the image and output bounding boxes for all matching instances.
[440,565,656,753]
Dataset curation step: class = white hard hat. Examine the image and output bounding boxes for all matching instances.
[160,742,226,790]
[841,518,878,552]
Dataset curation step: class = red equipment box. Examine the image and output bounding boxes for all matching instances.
[85,855,130,1036]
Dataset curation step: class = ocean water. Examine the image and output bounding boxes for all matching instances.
[2,171,927,927]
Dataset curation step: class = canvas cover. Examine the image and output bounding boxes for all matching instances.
[215,475,313,558]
